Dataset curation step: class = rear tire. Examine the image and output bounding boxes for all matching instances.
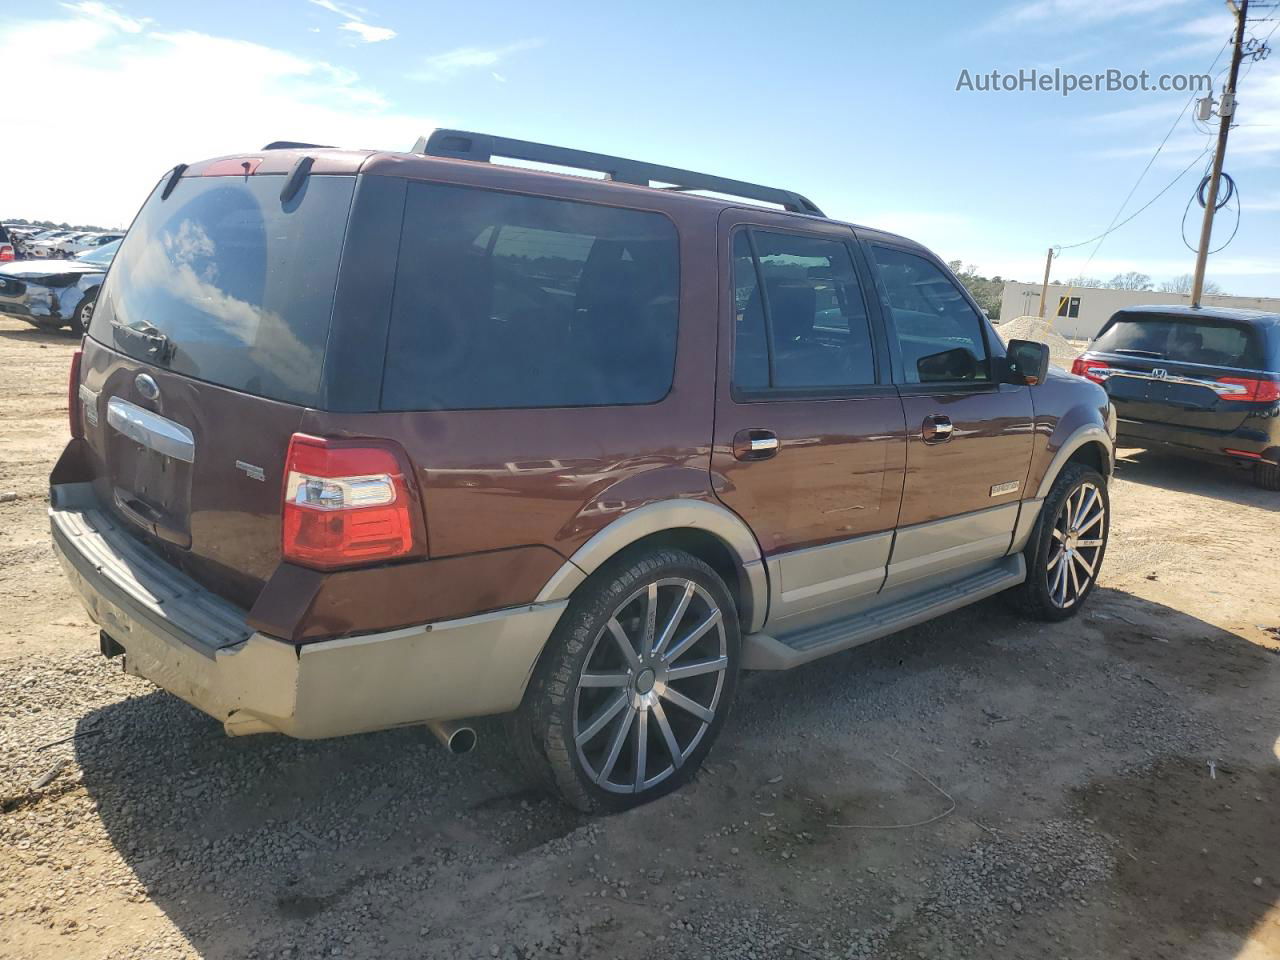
[1255,461,1280,491]
[1009,463,1109,621]
[509,547,740,812]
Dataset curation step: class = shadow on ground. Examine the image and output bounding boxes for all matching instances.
[1116,447,1278,511]
[73,587,1279,958]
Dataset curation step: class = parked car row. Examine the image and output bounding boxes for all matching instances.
[2,225,124,260]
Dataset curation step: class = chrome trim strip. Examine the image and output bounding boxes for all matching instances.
[749,437,779,452]
[106,397,195,463]
[1090,352,1276,377]
[1085,366,1250,396]
[78,384,99,426]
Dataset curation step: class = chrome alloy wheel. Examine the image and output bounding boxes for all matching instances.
[1047,481,1106,609]
[573,578,728,794]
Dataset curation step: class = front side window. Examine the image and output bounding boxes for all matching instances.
[731,229,876,392]
[381,183,679,411]
[870,246,990,384]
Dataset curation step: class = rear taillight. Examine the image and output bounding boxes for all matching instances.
[0,244,13,262]
[1216,376,1280,404]
[1071,357,1111,385]
[68,349,83,439]
[281,434,420,569]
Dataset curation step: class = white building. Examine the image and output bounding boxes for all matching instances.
[998,281,1280,340]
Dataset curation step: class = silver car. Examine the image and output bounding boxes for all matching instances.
[0,239,119,334]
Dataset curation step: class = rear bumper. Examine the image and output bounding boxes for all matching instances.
[50,483,566,739]
[1116,416,1280,465]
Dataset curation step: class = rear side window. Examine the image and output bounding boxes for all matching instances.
[381,183,679,410]
[1093,314,1263,369]
[89,174,355,406]
[870,245,990,384]
[731,229,876,392]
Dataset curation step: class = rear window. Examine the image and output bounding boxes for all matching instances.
[380,183,679,411]
[89,173,355,405]
[1093,313,1263,369]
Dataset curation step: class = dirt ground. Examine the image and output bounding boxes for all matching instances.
[1,313,1277,960]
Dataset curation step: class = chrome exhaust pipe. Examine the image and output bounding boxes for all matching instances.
[427,719,477,755]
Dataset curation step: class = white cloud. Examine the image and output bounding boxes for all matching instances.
[410,39,542,82]
[340,21,395,43]
[307,0,395,45]
[60,0,148,33]
[0,5,436,227]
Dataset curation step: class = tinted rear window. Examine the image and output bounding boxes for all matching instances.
[381,183,679,411]
[89,174,355,405]
[1093,313,1263,369]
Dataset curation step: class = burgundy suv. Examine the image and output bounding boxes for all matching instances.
[50,131,1114,810]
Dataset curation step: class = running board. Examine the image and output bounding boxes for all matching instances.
[742,555,1026,670]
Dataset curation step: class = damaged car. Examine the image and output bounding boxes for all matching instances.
[0,238,118,334]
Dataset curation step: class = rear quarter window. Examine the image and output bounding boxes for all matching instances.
[380,183,679,411]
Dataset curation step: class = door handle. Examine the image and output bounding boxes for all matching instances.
[732,428,779,461]
[922,415,954,444]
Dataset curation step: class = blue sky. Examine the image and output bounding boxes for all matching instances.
[2,0,1277,295]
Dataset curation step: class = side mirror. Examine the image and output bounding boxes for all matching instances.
[1003,339,1050,386]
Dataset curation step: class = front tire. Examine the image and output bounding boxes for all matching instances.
[1010,463,1109,621]
[68,290,96,336]
[509,547,741,812]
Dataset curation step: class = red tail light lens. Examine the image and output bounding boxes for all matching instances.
[68,349,83,439]
[1216,376,1280,404]
[0,244,14,262]
[1071,357,1111,385]
[281,434,419,569]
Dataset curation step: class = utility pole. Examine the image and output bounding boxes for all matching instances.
[1036,246,1054,319]
[1191,0,1249,307]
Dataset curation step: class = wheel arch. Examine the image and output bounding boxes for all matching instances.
[536,499,769,634]
[1035,425,1113,499]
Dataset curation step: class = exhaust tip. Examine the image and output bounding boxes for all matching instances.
[427,719,477,755]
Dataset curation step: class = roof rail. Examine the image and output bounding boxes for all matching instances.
[412,129,824,216]
[261,141,334,150]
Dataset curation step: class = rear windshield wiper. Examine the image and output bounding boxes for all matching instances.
[111,320,175,366]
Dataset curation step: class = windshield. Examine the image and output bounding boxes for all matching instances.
[89,173,355,406]
[77,239,120,265]
[1093,313,1263,369]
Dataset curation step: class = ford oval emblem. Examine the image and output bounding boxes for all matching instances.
[135,373,160,401]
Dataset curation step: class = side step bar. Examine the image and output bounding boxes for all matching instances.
[742,555,1026,671]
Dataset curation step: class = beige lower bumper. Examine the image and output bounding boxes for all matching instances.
[50,491,566,739]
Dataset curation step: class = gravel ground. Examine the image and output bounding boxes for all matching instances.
[1,315,1278,959]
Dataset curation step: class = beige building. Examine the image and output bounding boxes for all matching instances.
[998,281,1280,340]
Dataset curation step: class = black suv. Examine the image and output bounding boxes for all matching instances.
[1073,305,1280,489]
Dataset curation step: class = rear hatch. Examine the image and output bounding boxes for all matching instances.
[79,167,356,609]
[1085,312,1267,433]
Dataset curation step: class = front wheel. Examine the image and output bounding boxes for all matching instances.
[509,547,740,812]
[1009,463,1109,621]
[68,290,96,336]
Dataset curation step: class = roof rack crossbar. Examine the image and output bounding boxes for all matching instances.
[414,129,824,216]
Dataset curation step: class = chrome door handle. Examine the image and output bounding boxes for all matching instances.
[733,428,779,461]
[922,415,954,444]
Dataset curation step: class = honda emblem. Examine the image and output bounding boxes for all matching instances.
[1151,368,1168,380]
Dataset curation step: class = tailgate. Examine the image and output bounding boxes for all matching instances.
[75,166,356,608]
[78,337,306,608]
[1103,362,1254,433]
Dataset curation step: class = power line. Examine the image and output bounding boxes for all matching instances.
[1051,36,1229,259]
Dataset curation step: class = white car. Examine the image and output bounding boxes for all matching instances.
[28,232,75,258]
[60,233,122,256]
